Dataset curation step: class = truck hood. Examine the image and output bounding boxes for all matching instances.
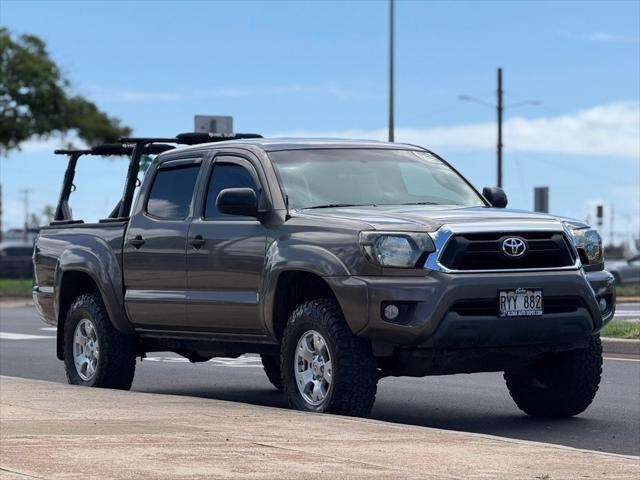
[293,205,583,232]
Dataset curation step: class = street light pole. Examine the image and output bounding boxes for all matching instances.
[496,67,503,188]
[388,0,395,143]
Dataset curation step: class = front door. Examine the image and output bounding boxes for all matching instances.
[186,155,267,334]
[123,158,202,329]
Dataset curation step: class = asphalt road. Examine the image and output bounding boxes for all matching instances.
[615,302,640,321]
[1,305,638,456]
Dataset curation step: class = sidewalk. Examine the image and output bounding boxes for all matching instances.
[1,376,638,480]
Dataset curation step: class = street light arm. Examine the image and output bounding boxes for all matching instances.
[458,95,494,109]
[504,100,542,109]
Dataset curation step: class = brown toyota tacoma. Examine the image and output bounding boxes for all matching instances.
[33,133,615,418]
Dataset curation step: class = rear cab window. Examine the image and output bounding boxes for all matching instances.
[146,164,200,219]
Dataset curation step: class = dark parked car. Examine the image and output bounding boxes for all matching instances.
[607,255,640,285]
[33,134,615,419]
[0,242,34,278]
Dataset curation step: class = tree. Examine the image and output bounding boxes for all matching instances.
[0,28,131,154]
[42,205,55,224]
[28,212,41,229]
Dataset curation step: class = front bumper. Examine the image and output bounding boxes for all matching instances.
[327,268,615,348]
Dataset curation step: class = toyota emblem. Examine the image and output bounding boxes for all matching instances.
[502,237,527,257]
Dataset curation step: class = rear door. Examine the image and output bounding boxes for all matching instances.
[186,153,268,334]
[123,156,202,329]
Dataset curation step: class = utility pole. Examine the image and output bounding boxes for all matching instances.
[459,68,539,189]
[388,0,395,143]
[496,67,503,188]
[610,204,615,246]
[21,189,30,243]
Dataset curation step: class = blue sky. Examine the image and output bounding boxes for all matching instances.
[1,0,639,245]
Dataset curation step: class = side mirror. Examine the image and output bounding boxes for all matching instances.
[216,188,258,217]
[482,186,508,208]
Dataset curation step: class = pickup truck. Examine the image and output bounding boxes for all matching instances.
[33,134,615,418]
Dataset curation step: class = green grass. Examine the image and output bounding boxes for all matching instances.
[616,284,640,297]
[0,278,32,297]
[601,320,640,340]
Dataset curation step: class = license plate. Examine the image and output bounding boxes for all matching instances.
[499,288,543,317]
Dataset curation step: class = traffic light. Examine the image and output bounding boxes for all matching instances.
[596,205,603,229]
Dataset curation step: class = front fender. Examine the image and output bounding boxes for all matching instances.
[261,243,347,335]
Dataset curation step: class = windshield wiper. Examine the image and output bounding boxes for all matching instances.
[397,201,439,206]
[304,203,370,210]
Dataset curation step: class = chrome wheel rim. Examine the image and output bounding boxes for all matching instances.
[294,330,333,406]
[73,318,99,381]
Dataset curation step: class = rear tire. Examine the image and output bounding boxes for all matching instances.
[260,354,283,391]
[281,298,378,417]
[505,335,602,417]
[63,293,136,390]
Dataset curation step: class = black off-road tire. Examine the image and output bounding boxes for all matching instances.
[281,298,378,417]
[260,354,283,391]
[504,335,602,418]
[63,293,136,390]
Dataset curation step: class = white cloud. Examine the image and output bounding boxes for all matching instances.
[8,101,639,160]
[560,31,640,44]
[81,84,368,103]
[17,134,88,153]
[270,101,640,159]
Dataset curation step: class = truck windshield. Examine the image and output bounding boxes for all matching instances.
[269,149,486,210]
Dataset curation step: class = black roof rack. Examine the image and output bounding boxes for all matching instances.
[53,131,263,223]
[54,143,175,156]
[114,133,262,218]
[118,132,263,145]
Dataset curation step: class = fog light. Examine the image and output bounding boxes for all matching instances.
[384,304,400,320]
[599,297,608,313]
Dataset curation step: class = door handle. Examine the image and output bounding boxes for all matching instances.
[190,235,206,248]
[129,235,145,248]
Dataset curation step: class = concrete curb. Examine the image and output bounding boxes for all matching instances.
[602,337,640,356]
[617,296,640,303]
[1,376,638,480]
[0,297,32,309]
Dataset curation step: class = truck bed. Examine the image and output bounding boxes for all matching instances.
[33,221,128,326]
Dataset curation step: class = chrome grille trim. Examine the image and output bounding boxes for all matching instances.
[424,222,582,273]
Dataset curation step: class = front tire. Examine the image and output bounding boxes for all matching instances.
[505,335,602,417]
[63,293,136,390]
[281,299,378,417]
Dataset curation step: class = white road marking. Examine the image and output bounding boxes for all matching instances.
[40,327,57,332]
[0,332,55,340]
[604,356,640,363]
[144,355,262,367]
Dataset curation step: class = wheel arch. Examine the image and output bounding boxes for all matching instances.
[268,270,337,342]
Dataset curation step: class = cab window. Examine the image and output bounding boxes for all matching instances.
[204,163,258,219]
[146,165,200,219]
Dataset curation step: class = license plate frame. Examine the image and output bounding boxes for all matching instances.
[498,288,543,317]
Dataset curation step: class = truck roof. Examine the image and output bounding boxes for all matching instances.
[163,138,423,154]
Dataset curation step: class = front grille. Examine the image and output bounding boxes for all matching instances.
[438,231,575,271]
[451,296,584,317]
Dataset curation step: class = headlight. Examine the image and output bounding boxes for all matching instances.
[359,232,435,268]
[569,227,603,265]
